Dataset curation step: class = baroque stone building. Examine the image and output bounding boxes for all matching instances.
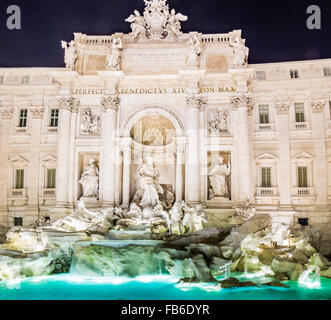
[0,0,331,232]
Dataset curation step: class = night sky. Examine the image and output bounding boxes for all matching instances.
[0,0,330,67]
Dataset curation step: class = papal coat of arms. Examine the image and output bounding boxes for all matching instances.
[125,0,188,40]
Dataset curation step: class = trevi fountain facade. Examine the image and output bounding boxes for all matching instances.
[0,0,331,299]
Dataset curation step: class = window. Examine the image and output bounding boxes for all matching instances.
[0,76,3,84]
[14,217,23,227]
[290,69,299,79]
[19,109,28,128]
[256,71,266,81]
[47,169,56,189]
[21,76,29,84]
[261,167,272,188]
[295,103,305,123]
[259,105,270,124]
[298,167,308,188]
[50,109,59,127]
[15,169,24,189]
[324,67,331,77]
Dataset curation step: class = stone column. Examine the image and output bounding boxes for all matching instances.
[311,100,327,206]
[175,137,186,202]
[56,96,80,207]
[28,107,45,212]
[121,139,132,207]
[185,94,205,205]
[0,106,14,226]
[101,95,120,208]
[275,102,292,207]
[231,94,253,201]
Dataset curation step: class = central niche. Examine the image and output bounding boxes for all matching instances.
[130,114,176,146]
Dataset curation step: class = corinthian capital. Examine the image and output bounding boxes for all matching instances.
[311,100,326,113]
[275,102,290,115]
[0,105,14,120]
[185,94,207,110]
[58,96,80,113]
[101,94,120,112]
[230,94,254,112]
[31,107,45,119]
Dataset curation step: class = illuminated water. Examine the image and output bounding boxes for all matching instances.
[0,273,331,300]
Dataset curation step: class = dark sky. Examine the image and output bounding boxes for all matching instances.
[0,0,330,67]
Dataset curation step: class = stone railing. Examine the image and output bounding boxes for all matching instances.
[46,127,58,134]
[8,188,28,199]
[292,187,314,196]
[42,188,56,197]
[291,122,311,130]
[201,34,230,43]
[15,127,28,135]
[255,123,274,132]
[256,187,278,196]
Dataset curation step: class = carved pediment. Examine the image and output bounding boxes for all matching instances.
[9,155,29,165]
[41,154,57,163]
[256,153,277,163]
[292,152,314,163]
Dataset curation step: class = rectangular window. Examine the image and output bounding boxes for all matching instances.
[15,169,24,189]
[50,109,59,127]
[47,169,56,189]
[256,71,266,81]
[259,105,270,124]
[261,167,272,188]
[298,167,308,188]
[21,76,29,84]
[324,67,331,77]
[19,109,28,128]
[14,217,23,227]
[0,76,3,84]
[295,103,305,123]
[290,69,299,79]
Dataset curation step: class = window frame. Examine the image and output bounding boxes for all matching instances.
[18,109,28,128]
[49,109,59,128]
[261,167,272,188]
[15,169,24,190]
[46,168,56,189]
[290,69,299,79]
[294,103,305,123]
[259,105,270,124]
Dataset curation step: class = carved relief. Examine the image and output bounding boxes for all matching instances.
[61,41,77,70]
[186,94,207,110]
[208,109,229,135]
[125,0,187,41]
[0,106,14,120]
[275,102,290,115]
[30,107,45,119]
[81,109,101,135]
[311,100,326,113]
[231,94,254,114]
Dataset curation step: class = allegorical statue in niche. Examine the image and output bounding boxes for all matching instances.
[209,157,231,199]
[79,159,99,200]
[138,156,164,209]
[186,34,202,69]
[125,10,147,40]
[81,109,100,135]
[61,40,77,70]
[229,36,249,68]
[106,37,123,70]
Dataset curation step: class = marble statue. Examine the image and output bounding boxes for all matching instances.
[167,201,185,235]
[106,37,123,70]
[186,35,201,69]
[229,36,249,68]
[208,110,228,135]
[79,159,99,200]
[209,157,231,199]
[81,109,100,135]
[166,9,188,39]
[182,204,208,233]
[126,0,187,41]
[61,40,77,70]
[126,10,147,40]
[160,185,175,210]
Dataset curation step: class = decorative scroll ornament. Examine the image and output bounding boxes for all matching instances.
[101,94,120,112]
[31,107,45,119]
[61,41,78,70]
[231,94,254,114]
[311,100,326,113]
[81,109,101,135]
[58,96,80,113]
[125,0,188,41]
[106,37,123,70]
[0,105,14,120]
[275,102,290,115]
[185,94,207,110]
[208,109,229,135]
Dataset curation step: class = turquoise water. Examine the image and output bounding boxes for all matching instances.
[0,273,331,300]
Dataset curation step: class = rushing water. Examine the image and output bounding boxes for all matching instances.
[0,273,331,300]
